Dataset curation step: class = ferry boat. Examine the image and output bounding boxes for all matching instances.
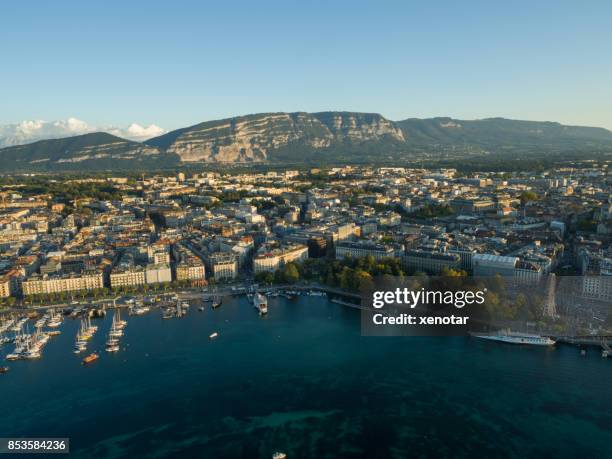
[254,293,268,315]
[471,330,556,346]
[82,353,99,364]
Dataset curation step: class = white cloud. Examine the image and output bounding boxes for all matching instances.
[108,123,167,141]
[0,118,167,148]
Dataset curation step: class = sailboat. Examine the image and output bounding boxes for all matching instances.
[115,308,127,329]
[211,290,222,309]
[106,312,122,352]
[109,312,124,338]
[47,310,62,328]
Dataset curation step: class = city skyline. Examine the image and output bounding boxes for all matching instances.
[1,1,612,130]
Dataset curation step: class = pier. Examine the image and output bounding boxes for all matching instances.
[553,335,612,357]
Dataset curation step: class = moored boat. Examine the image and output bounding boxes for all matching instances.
[254,293,268,315]
[82,353,99,364]
[471,330,555,346]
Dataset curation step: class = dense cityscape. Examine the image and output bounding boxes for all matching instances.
[0,164,608,324]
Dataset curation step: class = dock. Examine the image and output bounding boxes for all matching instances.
[554,335,612,357]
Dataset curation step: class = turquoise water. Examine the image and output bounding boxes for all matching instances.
[1,296,611,458]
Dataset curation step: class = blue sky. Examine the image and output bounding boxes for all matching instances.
[1,0,611,130]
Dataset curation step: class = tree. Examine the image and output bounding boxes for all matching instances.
[283,263,300,284]
[255,271,274,284]
[520,190,539,205]
[441,267,467,277]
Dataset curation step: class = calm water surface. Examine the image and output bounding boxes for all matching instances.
[1,296,611,458]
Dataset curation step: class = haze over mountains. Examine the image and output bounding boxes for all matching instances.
[1,112,611,171]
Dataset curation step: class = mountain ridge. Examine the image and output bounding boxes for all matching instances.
[1,112,611,170]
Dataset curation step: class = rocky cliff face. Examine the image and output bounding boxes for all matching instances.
[146,112,404,162]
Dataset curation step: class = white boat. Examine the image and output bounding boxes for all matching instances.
[0,317,15,333]
[0,331,11,345]
[471,330,556,346]
[254,293,268,315]
[131,306,150,315]
[272,453,287,459]
[175,301,187,318]
[109,326,123,337]
[74,341,87,353]
[47,311,62,328]
[115,309,127,329]
[109,313,124,338]
[85,317,98,334]
[11,317,28,332]
[209,332,219,339]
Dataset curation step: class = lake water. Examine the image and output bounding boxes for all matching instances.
[1,296,611,458]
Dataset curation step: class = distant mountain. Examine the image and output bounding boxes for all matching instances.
[0,132,179,171]
[1,112,611,171]
[0,118,166,148]
[145,112,404,162]
[396,117,612,148]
